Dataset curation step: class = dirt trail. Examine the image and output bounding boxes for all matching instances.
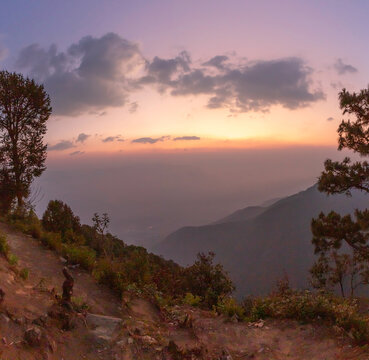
[0,222,121,318]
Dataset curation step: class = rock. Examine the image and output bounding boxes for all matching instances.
[86,313,122,345]
[141,335,157,345]
[60,257,67,263]
[24,327,43,347]
[127,337,134,344]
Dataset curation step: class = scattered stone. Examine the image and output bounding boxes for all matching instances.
[127,337,134,344]
[24,327,43,347]
[141,335,157,345]
[60,257,67,263]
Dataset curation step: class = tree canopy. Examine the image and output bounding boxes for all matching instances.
[312,87,369,267]
[0,71,51,210]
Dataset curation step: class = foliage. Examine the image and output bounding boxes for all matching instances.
[215,296,245,319]
[71,296,89,312]
[40,232,62,252]
[184,252,235,308]
[42,200,81,236]
[0,232,9,257]
[310,250,369,297]
[312,87,369,259]
[249,288,369,344]
[62,245,96,271]
[20,267,29,280]
[8,253,18,265]
[0,71,51,207]
[183,293,202,307]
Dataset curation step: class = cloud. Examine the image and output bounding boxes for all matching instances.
[16,33,325,115]
[129,102,138,113]
[102,135,124,143]
[48,140,75,151]
[334,59,358,75]
[202,55,229,70]
[173,136,201,141]
[327,117,334,121]
[141,55,325,113]
[70,151,85,156]
[76,133,90,143]
[131,136,168,144]
[139,51,191,86]
[16,33,144,116]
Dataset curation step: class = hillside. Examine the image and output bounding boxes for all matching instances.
[155,184,369,296]
[0,221,368,359]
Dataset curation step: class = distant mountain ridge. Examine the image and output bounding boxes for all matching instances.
[154,184,369,296]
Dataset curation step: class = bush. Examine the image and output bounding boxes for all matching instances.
[248,289,369,344]
[183,293,202,307]
[62,245,96,271]
[20,268,29,280]
[0,233,9,257]
[8,253,18,265]
[93,258,126,297]
[40,232,63,253]
[215,296,246,320]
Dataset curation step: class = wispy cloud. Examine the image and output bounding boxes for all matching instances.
[102,135,124,143]
[334,58,358,75]
[70,150,85,156]
[131,136,168,144]
[76,133,90,143]
[173,136,201,141]
[48,140,75,151]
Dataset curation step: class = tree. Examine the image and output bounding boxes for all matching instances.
[312,87,369,260]
[184,252,235,307]
[42,200,81,236]
[310,250,369,297]
[0,71,51,208]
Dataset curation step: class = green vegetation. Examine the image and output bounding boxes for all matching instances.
[5,200,234,310]
[20,267,29,280]
[0,232,9,257]
[247,286,369,344]
[0,70,51,209]
[8,253,18,266]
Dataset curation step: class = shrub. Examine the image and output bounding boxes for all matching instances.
[0,233,9,257]
[8,253,18,265]
[40,232,62,253]
[20,268,29,280]
[215,296,246,320]
[27,222,43,239]
[62,245,96,271]
[183,293,202,307]
[93,258,126,297]
[249,289,369,344]
[71,296,89,312]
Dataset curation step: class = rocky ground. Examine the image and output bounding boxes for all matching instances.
[0,222,369,359]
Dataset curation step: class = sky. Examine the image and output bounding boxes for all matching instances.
[0,1,368,244]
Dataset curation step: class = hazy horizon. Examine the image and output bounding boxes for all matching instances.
[32,145,353,248]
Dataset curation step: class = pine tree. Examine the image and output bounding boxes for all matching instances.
[312,87,369,258]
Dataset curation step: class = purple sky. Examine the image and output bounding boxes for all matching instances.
[1,1,368,243]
